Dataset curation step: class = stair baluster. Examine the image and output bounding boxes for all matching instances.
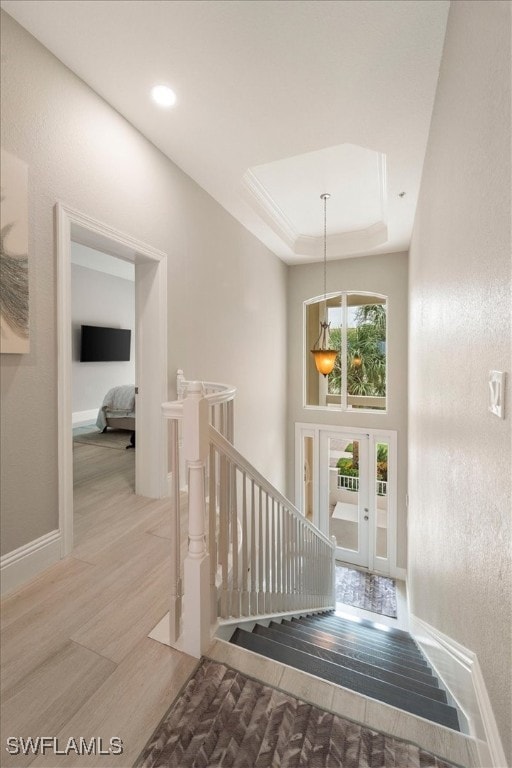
[163,372,336,658]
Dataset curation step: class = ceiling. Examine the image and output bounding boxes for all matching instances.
[1,0,450,264]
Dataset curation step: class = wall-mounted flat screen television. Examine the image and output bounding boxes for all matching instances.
[80,325,131,362]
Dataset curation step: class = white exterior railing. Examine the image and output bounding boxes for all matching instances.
[162,372,336,657]
[376,480,388,496]
[337,474,359,492]
[337,474,387,496]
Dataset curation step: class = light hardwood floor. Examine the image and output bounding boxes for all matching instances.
[1,437,481,768]
[1,437,197,767]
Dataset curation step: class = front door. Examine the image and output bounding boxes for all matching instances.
[296,424,396,574]
[320,431,370,568]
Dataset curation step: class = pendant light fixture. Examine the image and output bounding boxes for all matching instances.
[311,193,338,377]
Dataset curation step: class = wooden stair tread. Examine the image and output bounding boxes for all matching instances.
[229,613,460,733]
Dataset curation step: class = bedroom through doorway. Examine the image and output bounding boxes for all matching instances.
[56,203,168,557]
[71,244,136,550]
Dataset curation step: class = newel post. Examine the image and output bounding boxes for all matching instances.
[182,382,211,658]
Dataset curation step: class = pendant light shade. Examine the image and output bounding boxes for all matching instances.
[311,193,337,377]
[312,333,338,375]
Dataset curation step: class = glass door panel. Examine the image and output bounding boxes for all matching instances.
[296,424,396,573]
[375,441,389,561]
[303,435,314,523]
[320,432,369,567]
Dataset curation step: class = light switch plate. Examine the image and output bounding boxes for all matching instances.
[489,371,506,418]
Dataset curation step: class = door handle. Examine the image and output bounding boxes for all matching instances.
[363,507,369,521]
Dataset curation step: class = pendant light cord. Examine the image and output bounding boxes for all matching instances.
[320,192,330,299]
[323,195,327,298]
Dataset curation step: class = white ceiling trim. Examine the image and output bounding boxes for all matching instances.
[241,169,298,251]
[242,148,389,259]
[295,222,390,260]
[1,0,450,264]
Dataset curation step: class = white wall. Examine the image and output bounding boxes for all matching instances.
[0,11,287,556]
[408,1,511,761]
[71,263,135,417]
[287,251,408,570]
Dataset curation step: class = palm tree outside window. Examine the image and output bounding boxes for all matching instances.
[304,292,387,411]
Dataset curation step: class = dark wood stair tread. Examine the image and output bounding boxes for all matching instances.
[232,629,459,730]
[319,610,414,642]
[282,619,432,675]
[319,611,415,644]
[295,617,427,664]
[303,614,421,653]
[269,621,437,685]
[253,624,447,702]
[231,628,460,731]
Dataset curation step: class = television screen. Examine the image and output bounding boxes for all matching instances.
[80,325,131,362]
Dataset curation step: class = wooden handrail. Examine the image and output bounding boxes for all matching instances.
[209,425,334,549]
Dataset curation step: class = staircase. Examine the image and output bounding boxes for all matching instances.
[230,611,460,732]
[163,376,457,737]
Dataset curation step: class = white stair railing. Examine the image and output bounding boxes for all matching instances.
[208,427,335,623]
[162,373,336,658]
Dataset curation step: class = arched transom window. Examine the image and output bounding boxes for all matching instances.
[305,291,387,411]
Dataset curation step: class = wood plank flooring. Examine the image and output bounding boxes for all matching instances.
[1,435,482,768]
[1,438,197,767]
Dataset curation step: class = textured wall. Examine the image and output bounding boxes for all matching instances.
[408,1,511,760]
[0,11,287,556]
[71,264,135,414]
[287,251,408,570]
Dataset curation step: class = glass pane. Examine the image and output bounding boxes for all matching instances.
[305,295,341,407]
[375,442,388,559]
[326,303,342,403]
[329,437,359,552]
[346,294,386,410]
[303,436,314,523]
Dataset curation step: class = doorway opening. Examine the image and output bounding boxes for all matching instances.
[56,204,168,556]
[295,423,397,575]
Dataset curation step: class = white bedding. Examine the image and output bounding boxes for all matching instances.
[96,385,135,430]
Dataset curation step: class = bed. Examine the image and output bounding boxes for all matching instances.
[96,385,135,442]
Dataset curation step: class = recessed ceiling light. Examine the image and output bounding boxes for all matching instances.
[151,85,177,108]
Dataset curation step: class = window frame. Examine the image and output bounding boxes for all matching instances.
[303,290,388,414]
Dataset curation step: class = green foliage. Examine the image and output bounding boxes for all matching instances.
[376,444,388,463]
[336,458,359,477]
[376,443,388,481]
[328,304,386,398]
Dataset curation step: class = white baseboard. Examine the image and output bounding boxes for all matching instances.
[72,409,97,427]
[410,613,506,768]
[1,530,62,597]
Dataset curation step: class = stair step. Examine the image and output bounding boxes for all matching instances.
[320,611,415,644]
[231,629,460,731]
[292,619,428,670]
[285,619,431,674]
[297,616,426,664]
[270,622,436,685]
[253,624,447,703]
[308,613,421,652]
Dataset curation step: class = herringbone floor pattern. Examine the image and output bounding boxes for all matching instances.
[136,659,458,768]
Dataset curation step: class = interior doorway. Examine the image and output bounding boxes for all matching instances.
[56,203,168,556]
